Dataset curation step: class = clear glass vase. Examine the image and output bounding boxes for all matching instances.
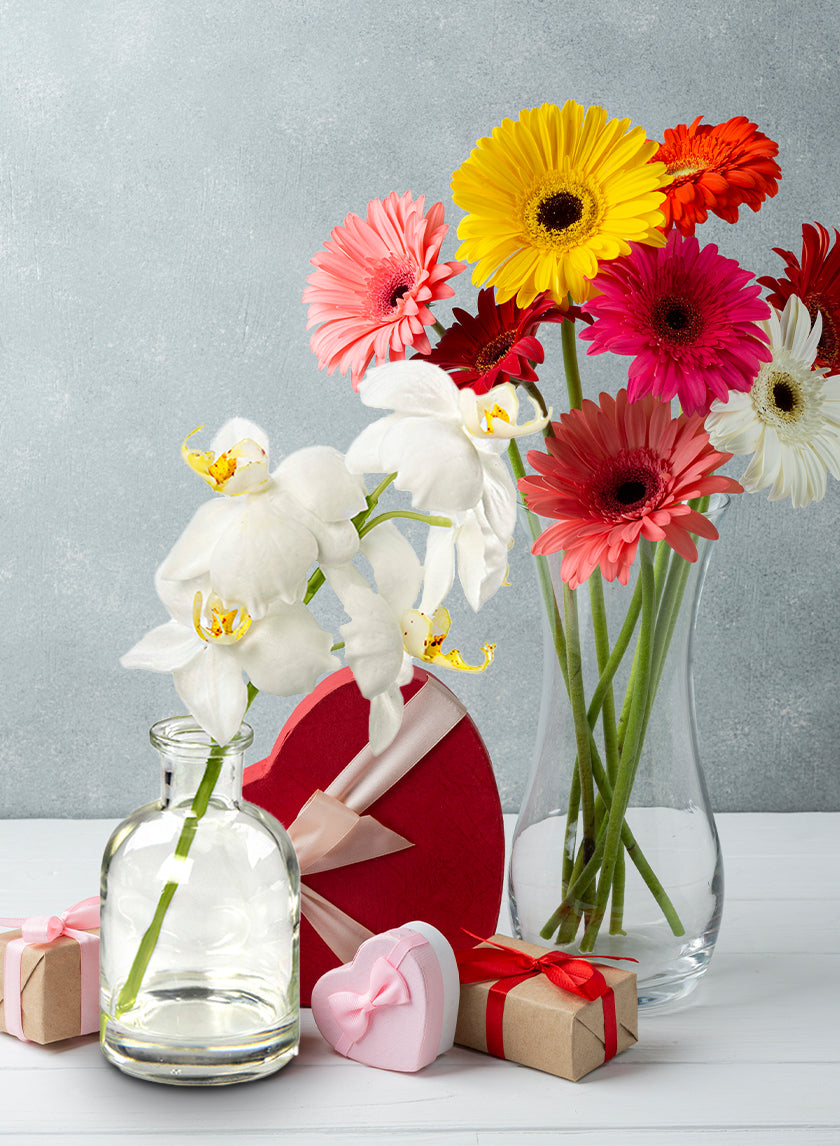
[509,495,729,1010]
[100,717,300,1085]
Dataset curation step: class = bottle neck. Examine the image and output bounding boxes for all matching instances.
[159,750,244,809]
[149,717,252,811]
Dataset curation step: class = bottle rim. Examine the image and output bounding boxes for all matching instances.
[149,715,254,756]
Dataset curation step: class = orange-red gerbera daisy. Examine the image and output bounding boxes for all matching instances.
[758,223,840,376]
[419,288,564,393]
[519,390,742,589]
[653,116,781,236]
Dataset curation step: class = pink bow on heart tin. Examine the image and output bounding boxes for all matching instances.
[311,921,459,1072]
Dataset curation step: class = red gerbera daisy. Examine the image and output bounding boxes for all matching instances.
[653,116,781,237]
[519,390,742,589]
[580,230,771,416]
[303,191,465,390]
[419,288,565,394]
[757,223,840,376]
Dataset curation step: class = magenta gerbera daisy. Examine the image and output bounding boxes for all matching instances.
[419,288,565,394]
[580,230,771,416]
[303,191,465,390]
[519,390,742,589]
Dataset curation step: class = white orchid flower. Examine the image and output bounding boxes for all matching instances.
[326,521,494,754]
[346,360,549,514]
[121,573,339,746]
[346,362,533,612]
[161,420,368,620]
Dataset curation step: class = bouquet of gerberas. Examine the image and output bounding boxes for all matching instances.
[302,101,840,996]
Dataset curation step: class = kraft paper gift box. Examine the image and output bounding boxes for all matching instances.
[243,666,505,1005]
[454,934,638,1081]
[0,898,100,1044]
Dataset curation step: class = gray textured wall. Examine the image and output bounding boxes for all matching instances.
[1,0,838,818]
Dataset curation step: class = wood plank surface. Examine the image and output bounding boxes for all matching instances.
[0,815,837,1143]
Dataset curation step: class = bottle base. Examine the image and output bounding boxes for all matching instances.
[101,986,300,1086]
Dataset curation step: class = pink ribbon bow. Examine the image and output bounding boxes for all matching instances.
[327,955,411,1049]
[1,897,100,1042]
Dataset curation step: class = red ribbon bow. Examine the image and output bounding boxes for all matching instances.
[455,934,635,1063]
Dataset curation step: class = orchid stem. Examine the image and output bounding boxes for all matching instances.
[358,509,452,537]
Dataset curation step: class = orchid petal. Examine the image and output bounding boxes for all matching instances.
[120,621,201,673]
[359,521,422,616]
[234,605,339,696]
[157,498,241,583]
[370,416,485,513]
[368,686,405,756]
[272,446,367,521]
[358,360,462,420]
[173,644,249,746]
[419,525,457,616]
[210,496,317,615]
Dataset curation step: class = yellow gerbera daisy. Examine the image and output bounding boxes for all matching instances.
[451,101,669,307]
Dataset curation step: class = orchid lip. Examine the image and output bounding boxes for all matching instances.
[193,591,253,645]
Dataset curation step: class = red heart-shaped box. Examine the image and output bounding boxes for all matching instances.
[243,666,505,1005]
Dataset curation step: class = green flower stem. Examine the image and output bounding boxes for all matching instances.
[545,727,684,942]
[358,509,452,538]
[352,472,398,531]
[562,582,597,911]
[560,314,583,410]
[432,319,447,338]
[508,440,566,669]
[580,539,657,952]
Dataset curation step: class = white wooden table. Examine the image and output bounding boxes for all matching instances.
[0,813,837,1144]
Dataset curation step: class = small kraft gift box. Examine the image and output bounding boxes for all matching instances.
[0,898,100,1044]
[454,934,638,1081]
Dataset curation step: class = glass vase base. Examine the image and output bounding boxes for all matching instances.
[101,985,299,1086]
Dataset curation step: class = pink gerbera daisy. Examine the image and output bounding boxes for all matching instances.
[303,191,464,390]
[580,230,771,416]
[519,390,742,589]
[419,288,565,393]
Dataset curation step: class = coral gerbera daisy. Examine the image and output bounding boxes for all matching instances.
[705,296,840,508]
[519,390,742,589]
[451,101,668,308]
[580,230,771,416]
[303,191,464,390]
[419,288,564,393]
[653,115,781,237]
[758,223,840,376]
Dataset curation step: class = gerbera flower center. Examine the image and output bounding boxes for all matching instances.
[475,330,516,373]
[651,294,703,344]
[365,256,417,319]
[522,177,603,252]
[748,364,826,443]
[589,449,668,520]
[665,156,705,181]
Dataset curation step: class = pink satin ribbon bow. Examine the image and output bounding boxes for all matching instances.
[327,955,411,1046]
[287,676,466,962]
[1,896,100,1042]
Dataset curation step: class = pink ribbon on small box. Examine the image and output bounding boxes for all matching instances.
[0,896,100,1042]
[287,676,466,962]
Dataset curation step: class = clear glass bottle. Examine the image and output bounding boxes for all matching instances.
[509,495,729,1011]
[100,717,299,1085]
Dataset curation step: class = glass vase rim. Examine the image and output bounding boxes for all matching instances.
[149,716,254,756]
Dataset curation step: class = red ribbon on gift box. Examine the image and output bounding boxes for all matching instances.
[455,934,636,1063]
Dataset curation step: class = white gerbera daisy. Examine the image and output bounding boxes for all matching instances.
[705,295,840,507]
